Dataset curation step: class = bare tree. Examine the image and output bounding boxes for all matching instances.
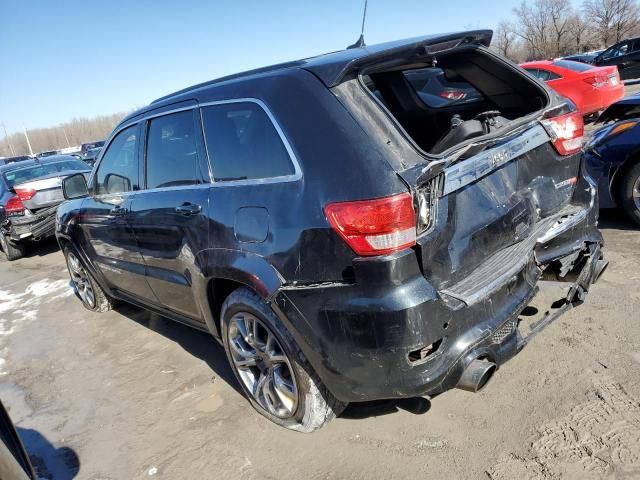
[583,0,640,47]
[567,14,597,52]
[0,112,128,157]
[513,0,575,59]
[493,21,518,58]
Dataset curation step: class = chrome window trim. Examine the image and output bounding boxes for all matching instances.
[91,98,302,196]
[198,98,302,186]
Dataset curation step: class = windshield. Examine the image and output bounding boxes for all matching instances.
[3,160,89,188]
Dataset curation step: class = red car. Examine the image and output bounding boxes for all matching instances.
[520,59,624,117]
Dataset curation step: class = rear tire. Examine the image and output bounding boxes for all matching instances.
[221,287,346,432]
[617,161,640,226]
[0,234,25,261]
[63,247,112,312]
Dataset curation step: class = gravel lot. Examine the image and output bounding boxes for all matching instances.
[1,88,640,480]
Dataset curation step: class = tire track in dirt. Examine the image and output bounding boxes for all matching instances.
[487,379,640,479]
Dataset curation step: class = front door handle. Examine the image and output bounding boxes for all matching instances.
[175,203,202,216]
[109,206,128,217]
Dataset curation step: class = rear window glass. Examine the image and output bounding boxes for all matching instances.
[552,60,593,72]
[3,160,88,188]
[201,102,295,181]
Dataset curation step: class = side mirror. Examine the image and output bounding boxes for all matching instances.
[104,173,131,194]
[62,173,89,200]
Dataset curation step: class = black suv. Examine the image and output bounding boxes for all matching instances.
[57,31,606,432]
[593,36,640,80]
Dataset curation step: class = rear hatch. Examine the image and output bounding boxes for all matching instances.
[327,32,586,295]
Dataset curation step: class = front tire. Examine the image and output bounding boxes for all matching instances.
[63,247,112,312]
[618,162,640,226]
[0,234,25,261]
[221,287,346,432]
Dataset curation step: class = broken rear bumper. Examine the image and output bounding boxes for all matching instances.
[273,177,604,404]
[1,205,58,243]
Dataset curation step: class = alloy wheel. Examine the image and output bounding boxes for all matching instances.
[227,312,298,419]
[66,251,96,308]
[633,175,640,211]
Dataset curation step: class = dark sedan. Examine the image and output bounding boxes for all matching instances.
[0,156,90,260]
[584,94,640,224]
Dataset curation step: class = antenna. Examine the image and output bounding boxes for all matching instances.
[347,0,368,49]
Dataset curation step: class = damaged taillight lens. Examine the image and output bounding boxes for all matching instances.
[542,111,584,156]
[5,195,25,216]
[14,188,36,201]
[325,192,416,256]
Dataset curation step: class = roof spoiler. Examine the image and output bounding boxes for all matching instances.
[304,30,493,87]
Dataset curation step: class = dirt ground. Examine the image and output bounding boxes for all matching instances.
[2,92,640,480]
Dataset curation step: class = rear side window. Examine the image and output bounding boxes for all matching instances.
[95,125,138,195]
[525,68,562,81]
[146,110,200,189]
[552,60,592,72]
[201,102,295,181]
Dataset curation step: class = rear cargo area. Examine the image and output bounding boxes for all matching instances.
[361,46,549,155]
[331,42,595,301]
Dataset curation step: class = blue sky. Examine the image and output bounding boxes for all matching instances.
[1,0,555,133]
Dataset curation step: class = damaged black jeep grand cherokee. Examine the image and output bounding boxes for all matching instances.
[56,30,606,432]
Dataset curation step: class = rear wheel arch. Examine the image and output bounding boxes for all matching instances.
[611,150,640,201]
[207,277,246,338]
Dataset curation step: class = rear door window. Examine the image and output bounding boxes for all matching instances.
[94,125,138,195]
[145,110,200,189]
[201,101,296,181]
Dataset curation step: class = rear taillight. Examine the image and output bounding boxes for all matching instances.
[440,90,466,101]
[14,187,36,201]
[325,192,416,256]
[583,75,608,88]
[5,195,25,216]
[542,111,584,155]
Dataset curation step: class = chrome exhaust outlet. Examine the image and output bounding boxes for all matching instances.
[592,258,608,284]
[456,359,497,393]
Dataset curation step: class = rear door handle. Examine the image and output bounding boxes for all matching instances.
[109,206,128,217]
[175,203,202,216]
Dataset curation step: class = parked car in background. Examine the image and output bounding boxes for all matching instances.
[57,30,605,432]
[521,59,624,118]
[584,94,640,224]
[80,140,104,153]
[562,50,603,64]
[36,150,59,158]
[592,37,640,80]
[0,155,90,260]
[81,146,102,166]
[0,155,33,166]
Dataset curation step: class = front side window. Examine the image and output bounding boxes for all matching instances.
[603,42,630,60]
[201,102,295,181]
[145,110,199,189]
[94,125,138,195]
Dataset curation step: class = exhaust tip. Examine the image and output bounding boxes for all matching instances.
[456,359,497,393]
